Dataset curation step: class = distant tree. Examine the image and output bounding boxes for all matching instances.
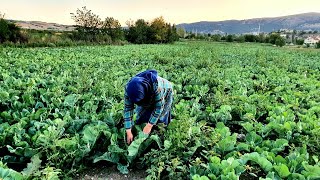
[71,6,101,33]
[70,7,123,42]
[211,34,221,41]
[316,41,320,49]
[125,17,178,44]
[177,27,186,38]
[265,36,270,43]
[125,19,135,28]
[258,34,266,43]
[196,34,206,40]
[296,39,304,45]
[186,33,196,39]
[299,31,306,36]
[268,33,281,44]
[70,6,102,41]
[221,36,226,41]
[236,35,245,43]
[0,16,27,43]
[0,19,9,42]
[0,12,7,42]
[166,24,179,43]
[226,34,234,42]
[126,19,152,44]
[244,34,258,42]
[151,16,167,43]
[275,37,286,47]
[102,17,124,40]
[292,30,297,44]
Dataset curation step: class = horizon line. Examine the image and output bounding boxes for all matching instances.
[4,11,320,26]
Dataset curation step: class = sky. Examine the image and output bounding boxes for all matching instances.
[1,0,320,26]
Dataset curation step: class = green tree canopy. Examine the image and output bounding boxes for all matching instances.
[275,37,286,47]
[125,17,178,44]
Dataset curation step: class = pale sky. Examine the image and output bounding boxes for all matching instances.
[1,0,320,26]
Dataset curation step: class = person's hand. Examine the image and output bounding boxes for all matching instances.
[126,129,134,145]
[143,123,153,135]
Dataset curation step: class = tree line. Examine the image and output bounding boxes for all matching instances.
[1,8,319,48]
[70,7,178,44]
[183,33,287,47]
[0,12,27,44]
[125,17,179,44]
[0,7,179,47]
[181,31,320,48]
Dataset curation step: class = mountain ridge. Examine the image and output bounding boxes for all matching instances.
[5,12,320,33]
[177,12,320,34]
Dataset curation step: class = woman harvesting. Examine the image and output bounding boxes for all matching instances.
[123,70,173,144]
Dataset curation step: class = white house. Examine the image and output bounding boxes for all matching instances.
[304,36,320,46]
[280,34,287,38]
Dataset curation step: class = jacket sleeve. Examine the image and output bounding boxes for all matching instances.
[148,85,165,125]
[123,91,135,129]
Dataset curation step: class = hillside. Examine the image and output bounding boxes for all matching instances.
[8,20,75,31]
[6,12,320,34]
[177,12,320,34]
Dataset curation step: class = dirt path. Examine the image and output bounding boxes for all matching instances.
[74,165,147,180]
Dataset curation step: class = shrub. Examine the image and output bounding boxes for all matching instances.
[226,35,234,42]
[296,39,304,45]
[0,19,27,43]
[316,41,320,49]
[236,36,245,43]
[275,37,286,47]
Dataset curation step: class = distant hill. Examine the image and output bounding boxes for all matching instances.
[8,20,75,31]
[6,12,320,34]
[177,12,320,34]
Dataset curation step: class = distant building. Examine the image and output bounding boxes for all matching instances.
[280,34,287,38]
[251,32,260,35]
[279,29,294,33]
[212,30,225,35]
[304,36,320,46]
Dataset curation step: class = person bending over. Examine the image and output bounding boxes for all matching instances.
[123,70,173,144]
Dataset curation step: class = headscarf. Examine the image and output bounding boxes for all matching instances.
[126,70,158,103]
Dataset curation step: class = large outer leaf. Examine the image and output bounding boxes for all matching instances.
[127,132,148,158]
[0,91,10,101]
[63,94,78,107]
[301,163,320,179]
[93,152,120,164]
[240,152,273,172]
[216,134,237,154]
[245,132,263,146]
[271,139,289,154]
[274,164,290,178]
[127,132,161,163]
[22,154,42,177]
[0,167,24,180]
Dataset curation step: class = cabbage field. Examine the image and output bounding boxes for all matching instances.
[0,42,320,180]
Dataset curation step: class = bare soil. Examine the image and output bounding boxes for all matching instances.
[74,165,147,180]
